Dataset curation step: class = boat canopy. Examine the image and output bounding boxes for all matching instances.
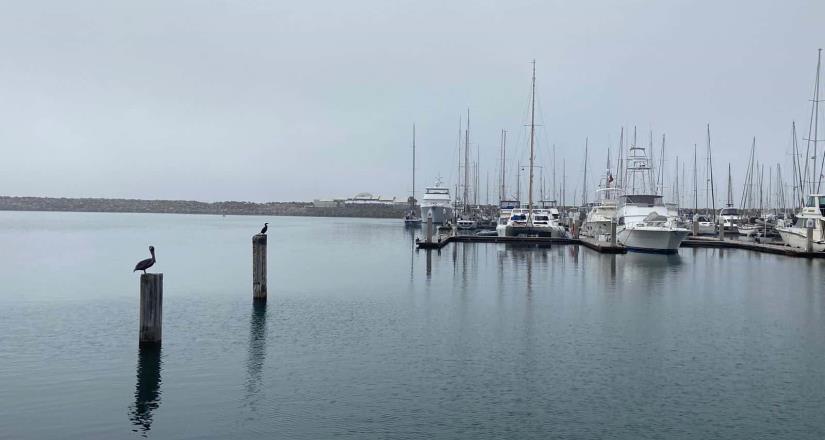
[499,200,520,209]
[805,194,825,208]
[720,207,740,216]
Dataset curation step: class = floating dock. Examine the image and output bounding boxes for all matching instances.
[417,231,825,258]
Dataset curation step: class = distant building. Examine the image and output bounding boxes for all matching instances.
[344,192,397,205]
[313,193,408,207]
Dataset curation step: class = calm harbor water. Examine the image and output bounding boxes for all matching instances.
[1,211,824,439]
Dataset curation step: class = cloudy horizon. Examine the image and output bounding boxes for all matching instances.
[1,0,824,205]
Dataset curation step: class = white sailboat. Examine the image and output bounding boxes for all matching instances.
[404,124,422,227]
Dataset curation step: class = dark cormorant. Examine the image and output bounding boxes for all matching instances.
[260,223,268,234]
[134,246,156,274]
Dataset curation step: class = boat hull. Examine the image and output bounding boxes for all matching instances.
[502,224,565,238]
[777,227,825,252]
[617,227,689,253]
[581,220,612,238]
[420,205,453,225]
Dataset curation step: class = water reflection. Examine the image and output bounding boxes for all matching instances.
[129,345,162,437]
[245,301,268,409]
[425,249,432,278]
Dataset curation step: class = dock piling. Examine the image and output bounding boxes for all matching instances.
[253,234,267,302]
[806,225,814,253]
[139,273,163,345]
[426,211,433,244]
[610,221,617,246]
[719,222,725,241]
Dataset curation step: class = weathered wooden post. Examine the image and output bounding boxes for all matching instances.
[719,220,725,241]
[253,234,267,302]
[426,211,433,244]
[806,221,814,253]
[610,220,617,246]
[139,274,163,345]
[692,213,699,236]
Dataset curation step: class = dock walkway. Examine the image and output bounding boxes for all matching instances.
[417,231,825,258]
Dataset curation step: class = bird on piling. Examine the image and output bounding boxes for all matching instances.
[260,223,268,234]
[133,246,156,274]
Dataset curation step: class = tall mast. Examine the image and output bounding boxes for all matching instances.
[582,137,588,206]
[707,124,716,219]
[809,48,822,192]
[552,144,557,202]
[516,161,521,202]
[456,116,462,207]
[693,144,698,212]
[658,134,666,195]
[411,124,416,206]
[726,164,733,207]
[527,59,537,225]
[464,108,470,213]
[500,130,507,201]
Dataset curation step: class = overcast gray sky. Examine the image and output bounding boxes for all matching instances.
[1,0,823,204]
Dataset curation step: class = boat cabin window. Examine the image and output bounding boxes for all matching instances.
[618,216,625,225]
[720,208,739,216]
[511,214,527,221]
[806,195,825,208]
[622,195,662,206]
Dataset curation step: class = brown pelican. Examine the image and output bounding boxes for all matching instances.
[133,246,156,274]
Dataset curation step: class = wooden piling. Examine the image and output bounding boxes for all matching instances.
[692,214,699,236]
[139,273,163,345]
[253,234,267,302]
[426,211,433,244]
[719,221,725,241]
[610,221,617,246]
[806,226,814,253]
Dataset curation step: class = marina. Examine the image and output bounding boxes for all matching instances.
[5,1,825,438]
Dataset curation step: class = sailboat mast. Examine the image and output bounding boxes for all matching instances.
[527,59,537,225]
[726,164,733,207]
[500,130,507,201]
[812,48,822,192]
[582,137,588,206]
[693,144,698,213]
[707,124,716,219]
[464,109,470,212]
[412,124,416,205]
[552,144,556,202]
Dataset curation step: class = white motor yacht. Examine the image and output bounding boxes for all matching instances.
[616,196,690,253]
[614,141,689,253]
[419,178,453,225]
[581,187,622,240]
[777,194,825,252]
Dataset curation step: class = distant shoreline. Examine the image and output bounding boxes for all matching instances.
[0,196,411,219]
